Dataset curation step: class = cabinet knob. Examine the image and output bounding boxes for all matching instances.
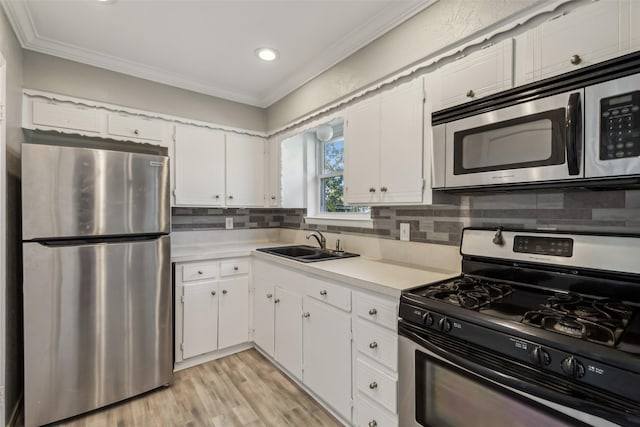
[197,270,203,275]
[271,196,276,200]
[466,89,475,98]
[133,129,140,135]
[303,312,311,318]
[369,341,378,349]
[368,308,377,316]
[368,421,378,427]
[215,195,220,199]
[233,266,239,271]
[266,293,273,299]
[369,187,376,193]
[380,186,387,192]
[211,291,216,296]
[222,289,228,295]
[369,381,378,390]
[228,195,234,200]
[570,54,582,65]
[320,290,327,296]
[274,298,280,304]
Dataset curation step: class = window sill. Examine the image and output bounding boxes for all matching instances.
[304,215,374,229]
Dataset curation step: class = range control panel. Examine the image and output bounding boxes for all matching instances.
[513,236,573,257]
[600,90,640,160]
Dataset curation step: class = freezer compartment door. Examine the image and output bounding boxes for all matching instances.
[23,236,172,427]
[22,142,170,240]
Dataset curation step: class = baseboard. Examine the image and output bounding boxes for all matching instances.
[173,342,254,372]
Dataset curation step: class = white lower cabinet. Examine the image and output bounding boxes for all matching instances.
[175,258,250,366]
[252,258,400,426]
[303,296,352,420]
[353,290,399,427]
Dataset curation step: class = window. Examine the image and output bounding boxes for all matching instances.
[316,124,369,216]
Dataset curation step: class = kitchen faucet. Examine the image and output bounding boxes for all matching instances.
[306,231,326,250]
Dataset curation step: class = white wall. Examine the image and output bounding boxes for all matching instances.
[266,0,540,129]
[0,5,23,424]
[22,51,268,133]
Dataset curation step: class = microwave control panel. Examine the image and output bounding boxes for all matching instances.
[600,90,640,160]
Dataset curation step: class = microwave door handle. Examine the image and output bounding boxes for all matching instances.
[566,92,582,175]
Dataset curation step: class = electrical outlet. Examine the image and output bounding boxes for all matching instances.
[225,217,233,229]
[400,223,410,241]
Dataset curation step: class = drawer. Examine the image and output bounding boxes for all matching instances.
[355,319,398,371]
[107,113,163,141]
[220,259,249,276]
[182,263,218,282]
[32,99,100,133]
[356,358,397,413]
[355,395,398,427]
[306,275,351,312]
[355,292,398,331]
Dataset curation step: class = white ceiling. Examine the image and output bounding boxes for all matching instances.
[2,0,434,108]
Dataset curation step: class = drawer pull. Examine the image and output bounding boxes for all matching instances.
[368,421,378,427]
[368,308,377,316]
[466,89,475,98]
[369,187,376,193]
[320,290,327,296]
[369,341,378,349]
[266,293,273,299]
[222,289,228,295]
[233,266,239,271]
[133,129,140,135]
[369,381,378,390]
[303,312,311,318]
[228,195,234,200]
[570,54,582,65]
[215,194,220,199]
[211,291,216,296]
[197,270,203,275]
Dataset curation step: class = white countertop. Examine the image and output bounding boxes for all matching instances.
[172,240,459,297]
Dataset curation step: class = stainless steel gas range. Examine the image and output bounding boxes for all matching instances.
[398,228,640,427]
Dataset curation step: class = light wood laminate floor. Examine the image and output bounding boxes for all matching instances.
[51,349,342,427]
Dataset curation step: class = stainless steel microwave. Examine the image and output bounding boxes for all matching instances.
[432,72,640,190]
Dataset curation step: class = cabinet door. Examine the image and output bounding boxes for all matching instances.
[252,276,275,357]
[379,79,424,204]
[266,139,281,207]
[274,286,303,380]
[174,125,225,206]
[31,99,100,134]
[107,112,163,142]
[182,281,219,359]
[226,133,266,207]
[344,96,381,204]
[303,296,352,421]
[218,276,249,349]
[517,1,628,85]
[430,39,513,111]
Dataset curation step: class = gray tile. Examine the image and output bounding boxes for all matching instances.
[469,193,536,209]
[536,192,564,209]
[434,221,464,234]
[625,190,640,208]
[564,190,625,209]
[592,209,640,221]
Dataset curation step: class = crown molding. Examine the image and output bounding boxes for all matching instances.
[1,0,436,108]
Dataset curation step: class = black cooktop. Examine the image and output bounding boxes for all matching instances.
[410,275,639,349]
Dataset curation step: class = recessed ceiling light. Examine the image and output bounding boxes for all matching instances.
[255,48,279,62]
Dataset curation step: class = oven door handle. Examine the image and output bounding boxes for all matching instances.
[400,323,640,426]
[565,92,581,176]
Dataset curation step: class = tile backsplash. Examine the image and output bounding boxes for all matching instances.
[172,188,640,246]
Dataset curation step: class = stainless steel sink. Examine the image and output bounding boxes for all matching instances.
[257,245,359,263]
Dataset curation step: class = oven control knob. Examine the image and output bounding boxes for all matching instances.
[423,313,434,327]
[438,317,452,333]
[561,356,585,378]
[529,346,551,366]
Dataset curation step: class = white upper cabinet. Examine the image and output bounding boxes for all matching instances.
[344,78,425,205]
[174,125,226,206]
[107,112,163,142]
[266,139,281,207]
[30,98,101,135]
[515,0,640,86]
[429,39,514,112]
[226,133,266,207]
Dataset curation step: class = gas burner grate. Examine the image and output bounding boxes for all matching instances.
[422,276,513,310]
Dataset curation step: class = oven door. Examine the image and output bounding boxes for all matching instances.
[398,323,631,427]
[437,90,584,189]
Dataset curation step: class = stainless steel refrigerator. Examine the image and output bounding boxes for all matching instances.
[21,131,172,427]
